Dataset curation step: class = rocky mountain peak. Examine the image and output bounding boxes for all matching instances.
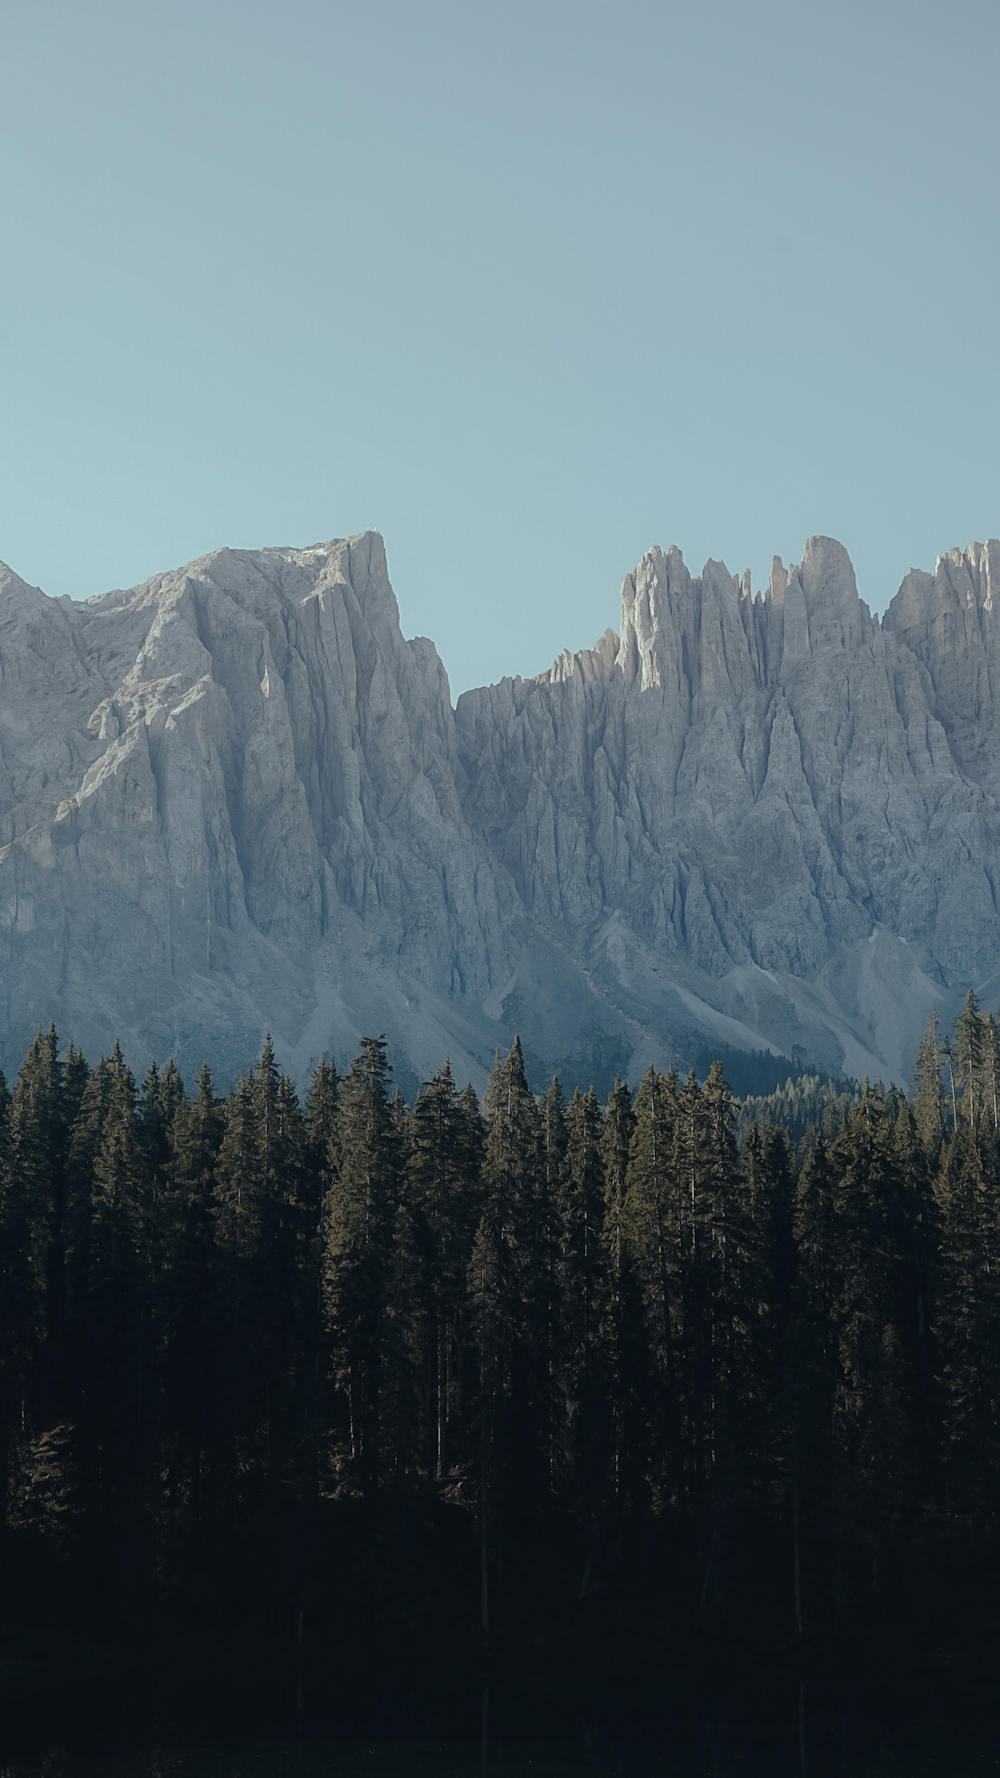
[3,530,1000,1095]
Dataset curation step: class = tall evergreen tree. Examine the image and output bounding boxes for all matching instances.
[954,989,986,1135]
[323,1036,407,1498]
[2,1030,69,1396]
[730,1119,793,1507]
[623,1065,682,1514]
[912,1011,946,1155]
[892,1101,939,1480]
[832,1086,917,1553]
[159,1064,224,1558]
[408,1060,480,1479]
[934,1125,1000,1517]
[469,1038,541,1530]
[787,1132,842,1618]
[304,1056,340,1224]
[558,1086,606,1505]
[599,1079,636,1511]
[212,1039,310,1536]
[60,1044,155,1598]
[0,1035,59,1524]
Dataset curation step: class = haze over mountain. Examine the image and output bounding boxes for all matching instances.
[1,530,997,1096]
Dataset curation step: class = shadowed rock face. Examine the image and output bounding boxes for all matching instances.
[0,530,997,1093]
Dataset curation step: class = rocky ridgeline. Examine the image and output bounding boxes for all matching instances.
[1,532,998,1094]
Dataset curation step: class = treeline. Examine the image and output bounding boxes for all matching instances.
[735,1072,859,1145]
[0,993,999,1646]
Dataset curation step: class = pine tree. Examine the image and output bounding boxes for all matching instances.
[213,1038,310,1525]
[912,1011,945,1155]
[688,1062,743,1598]
[300,1056,341,1507]
[939,1034,959,1134]
[304,1056,340,1224]
[2,1029,69,1399]
[598,1079,636,1511]
[983,1012,1000,1133]
[953,989,986,1135]
[833,1086,917,1553]
[934,1126,1000,1518]
[64,1044,153,1598]
[469,1037,540,1534]
[674,1068,718,1506]
[160,1063,223,1559]
[893,1099,939,1495]
[323,1036,406,1499]
[66,1045,147,1386]
[623,1065,682,1513]
[0,1033,60,1525]
[787,1132,842,1619]
[534,1078,567,1494]
[731,1119,793,1505]
[789,1135,840,1424]
[558,1086,606,1505]
[408,1060,482,1480]
[702,1062,742,1394]
[136,1058,186,1332]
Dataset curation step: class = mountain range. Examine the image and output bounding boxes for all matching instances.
[1,529,997,1097]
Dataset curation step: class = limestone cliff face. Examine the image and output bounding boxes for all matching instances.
[0,537,514,1090]
[461,536,1000,961]
[1,530,998,1092]
[455,533,1000,1083]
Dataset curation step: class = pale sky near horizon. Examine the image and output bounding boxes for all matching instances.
[2,0,998,694]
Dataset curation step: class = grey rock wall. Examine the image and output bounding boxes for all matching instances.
[1,529,997,1093]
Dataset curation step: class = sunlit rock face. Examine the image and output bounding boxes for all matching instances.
[0,537,516,1093]
[1,531,998,1094]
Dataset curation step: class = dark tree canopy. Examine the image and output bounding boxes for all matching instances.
[1,998,999,1649]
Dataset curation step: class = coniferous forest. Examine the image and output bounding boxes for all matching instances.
[2,994,1000,1710]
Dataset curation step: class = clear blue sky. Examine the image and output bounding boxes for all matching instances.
[2,0,997,693]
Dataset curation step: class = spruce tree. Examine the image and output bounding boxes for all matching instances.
[833,1085,917,1557]
[599,1079,636,1511]
[0,1035,58,1525]
[689,1062,743,1595]
[787,1132,842,1616]
[323,1036,406,1498]
[953,989,986,1134]
[893,1099,940,1495]
[65,1044,153,1597]
[623,1065,682,1513]
[912,1011,945,1155]
[161,1062,223,1558]
[213,1038,310,1525]
[558,1086,606,1506]
[983,1012,1000,1133]
[304,1056,340,1225]
[934,1125,1000,1517]
[2,1029,69,1397]
[535,1078,567,1494]
[408,1060,481,1480]
[469,1037,540,1529]
[731,1119,793,1507]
